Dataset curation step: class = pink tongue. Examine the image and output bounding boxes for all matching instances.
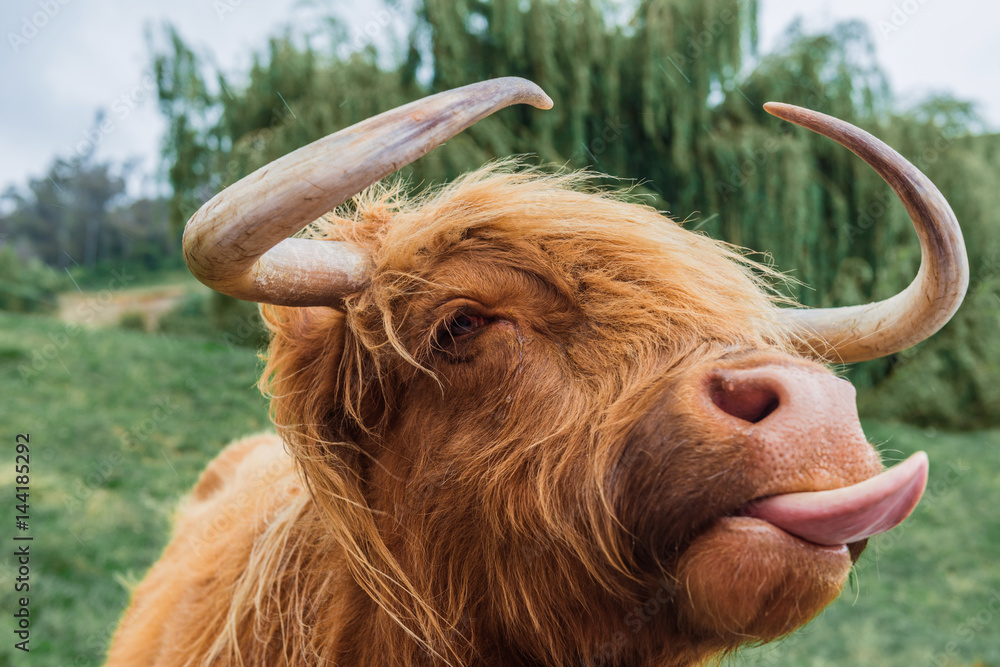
[741,452,929,546]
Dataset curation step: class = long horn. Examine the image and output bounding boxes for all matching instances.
[182,78,553,306]
[767,103,969,363]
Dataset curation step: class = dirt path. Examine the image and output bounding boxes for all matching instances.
[57,283,204,331]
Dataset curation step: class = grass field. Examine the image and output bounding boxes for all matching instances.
[0,309,997,666]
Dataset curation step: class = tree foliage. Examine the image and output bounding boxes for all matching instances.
[150,0,1000,427]
[0,246,60,313]
[0,147,177,287]
[1,151,127,269]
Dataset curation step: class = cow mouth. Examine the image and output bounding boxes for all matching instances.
[735,452,929,546]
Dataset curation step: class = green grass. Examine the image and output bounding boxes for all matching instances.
[0,310,997,666]
[0,311,267,665]
[65,263,192,292]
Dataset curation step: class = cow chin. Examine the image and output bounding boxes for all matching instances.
[675,517,857,642]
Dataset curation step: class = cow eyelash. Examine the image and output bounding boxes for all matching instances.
[433,311,490,349]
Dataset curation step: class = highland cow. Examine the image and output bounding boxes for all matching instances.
[107,78,968,666]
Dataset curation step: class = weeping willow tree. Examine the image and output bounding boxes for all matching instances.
[153,24,424,227]
[152,0,1000,427]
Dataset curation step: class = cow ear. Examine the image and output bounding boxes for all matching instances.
[260,304,390,467]
[329,336,392,444]
[259,305,349,439]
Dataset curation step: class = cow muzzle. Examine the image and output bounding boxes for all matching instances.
[697,359,927,548]
[638,355,930,641]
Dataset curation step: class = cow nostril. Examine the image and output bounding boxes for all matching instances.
[709,378,781,424]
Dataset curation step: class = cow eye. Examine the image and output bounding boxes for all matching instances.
[435,312,488,348]
[449,313,485,336]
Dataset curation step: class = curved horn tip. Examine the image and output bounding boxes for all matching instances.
[766,100,969,362]
[497,76,554,110]
[763,101,804,122]
[534,91,555,110]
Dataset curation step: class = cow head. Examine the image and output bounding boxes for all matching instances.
[182,79,968,665]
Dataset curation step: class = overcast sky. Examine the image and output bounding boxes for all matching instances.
[1,0,998,197]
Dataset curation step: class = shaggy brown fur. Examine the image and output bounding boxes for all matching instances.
[107,164,883,666]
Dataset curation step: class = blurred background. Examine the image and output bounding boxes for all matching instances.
[0,0,997,664]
